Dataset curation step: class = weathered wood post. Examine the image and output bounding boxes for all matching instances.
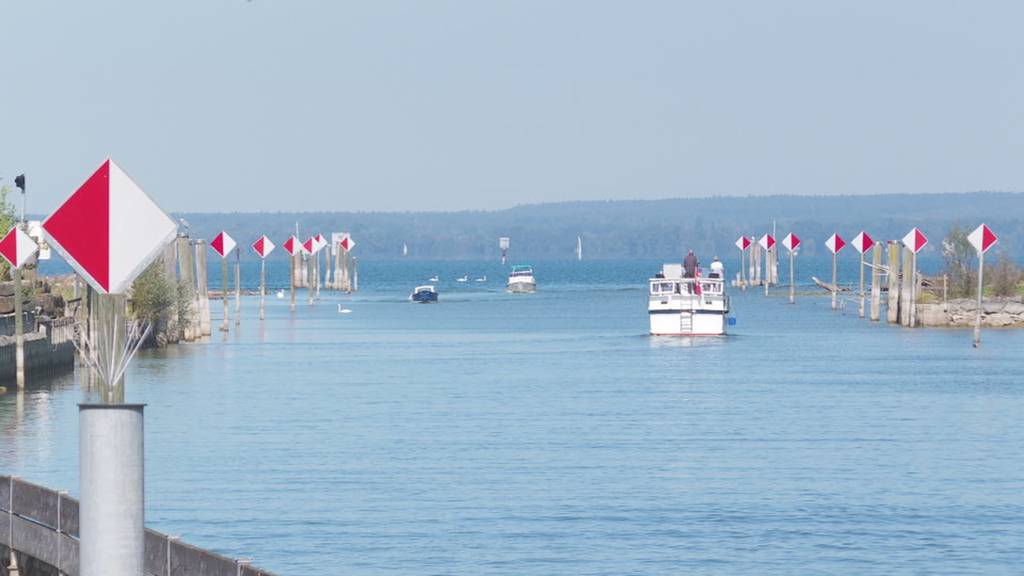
[870,242,882,321]
[910,251,919,328]
[352,257,359,292]
[884,239,901,323]
[259,256,266,321]
[194,239,210,337]
[290,252,297,312]
[858,249,866,318]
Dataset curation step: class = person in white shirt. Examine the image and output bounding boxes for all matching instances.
[709,256,724,278]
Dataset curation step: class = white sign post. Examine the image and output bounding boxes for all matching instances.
[42,158,178,576]
[851,232,874,318]
[967,224,997,347]
[781,233,800,304]
[251,235,275,320]
[825,233,846,310]
[0,226,40,389]
[901,228,928,327]
[735,236,751,290]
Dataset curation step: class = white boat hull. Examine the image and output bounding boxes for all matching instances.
[507,280,536,293]
[649,310,727,336]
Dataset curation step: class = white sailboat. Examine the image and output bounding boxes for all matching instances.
[576,236,582,261]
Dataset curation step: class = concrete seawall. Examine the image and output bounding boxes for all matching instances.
[917,297,1024,328]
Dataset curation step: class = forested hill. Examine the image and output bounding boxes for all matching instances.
[176,192,1024,261]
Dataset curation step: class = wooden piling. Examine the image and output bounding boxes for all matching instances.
[352,257,359,292]
[830,251,838,311]
[870,242,882,321]
[764,245,770,296]
[177,236,196,340]
[886,241,900,324]
[738,246,746,290]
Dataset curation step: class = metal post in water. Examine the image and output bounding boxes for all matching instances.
[831,252,838,310]
[13,265,25,389]
[764,246,770,297]
[235,249,241,327]
[308,254,314,306]
[220,257,229,332]
[259,257,266,321]
[788,250,795,304]
[909,251,918,328]
[974,251,984,347]
[887,241,901,324]
[353,257,359,292]
[290,253,296,312]
[858,251,866,318]
[79,403,145,576]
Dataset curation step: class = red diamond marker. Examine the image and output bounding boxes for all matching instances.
[282,236,301,256]
[825,233,845,255]
[0,226,39,269]
[851,232,874,254]
[967,224,997,254]
[210,231,236,258]
[42,159,176,294]
[251,235,275,259]
[782,233,800,252]
[735,236,751,251]
[902,228,928,254]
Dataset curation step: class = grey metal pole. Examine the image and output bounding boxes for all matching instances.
[909,252,918,328]
[831,252,838,310]
[220,257,229,332]
[858,251,866,318]
[290,253,296,312]
[13,265,24,389]
[788,250,795,304]
[974,251,984,347]
[259,257,266,321]
[79,404,145,576]
[764,247,770,297]
[235,250,241,327]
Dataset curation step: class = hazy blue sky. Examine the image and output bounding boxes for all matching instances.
[2,1,1022,213]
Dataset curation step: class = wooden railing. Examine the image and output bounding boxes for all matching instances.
[1,476,278,576]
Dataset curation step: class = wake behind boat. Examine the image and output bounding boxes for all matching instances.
[648,263,729,336]
[507,265,536,293]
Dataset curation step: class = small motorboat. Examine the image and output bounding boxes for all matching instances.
[456,275,469,283]
[507,265,536,293]
[411,285,439,303]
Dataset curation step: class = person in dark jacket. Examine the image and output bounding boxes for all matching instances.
[684,250,698,277]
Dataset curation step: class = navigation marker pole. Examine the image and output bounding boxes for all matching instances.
[967,224,998,347]
[0,226,37,389]
[235,248,241,327]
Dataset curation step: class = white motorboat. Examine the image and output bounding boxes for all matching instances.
[507,265,536,293]
[648,264,730,336]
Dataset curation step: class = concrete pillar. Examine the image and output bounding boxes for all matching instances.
[194,240,211,337]
[162,243,179,344]
[79,404,145,576]
[13,266,24,389]
[176,236,195,341]
[352,257,359,292]
[900,246,913,327]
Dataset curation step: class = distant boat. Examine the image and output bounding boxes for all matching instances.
[411,285,438,303]
[576,235,582,261]
[475,275,487,282]
[428,275,439,283]
[507,265,536,293]
[456,274,468,283]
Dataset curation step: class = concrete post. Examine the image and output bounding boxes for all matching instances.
[14,266,25,389]
[162,243,179,344]
[290,254,296,313]
[79,404,145,576]
[887,241,900,324]
[176,236,193,341]
[870,242,882,321]
[764,246,770,297]
[352,257,359,292]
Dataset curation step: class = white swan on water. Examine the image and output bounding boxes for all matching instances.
[338,304,352,314]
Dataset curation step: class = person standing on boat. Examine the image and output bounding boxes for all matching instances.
[710,256,724,278]
[684,250,698,278]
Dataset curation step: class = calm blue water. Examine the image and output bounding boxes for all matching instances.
[3,260,1023,575]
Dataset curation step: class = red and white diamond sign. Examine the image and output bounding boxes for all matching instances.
[782,233,800,252]
[851,231,874,254]
[302,237,318,255]
[758,234,775,251]
[967,224,997,254]
[42,159,177,294]
[210,231,236,258]
[251,235,275,259]
[735,236,751,251]
[0,226,39,269]
[282,235,301,256]
[339,234,355,253]
[314,233,327,252]
[825,233,845,255]
[902,228,928,254]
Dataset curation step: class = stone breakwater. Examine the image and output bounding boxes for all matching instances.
[917,297,1024,328]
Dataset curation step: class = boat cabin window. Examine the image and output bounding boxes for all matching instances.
[700,282,721,294]
[650,281,677,295]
